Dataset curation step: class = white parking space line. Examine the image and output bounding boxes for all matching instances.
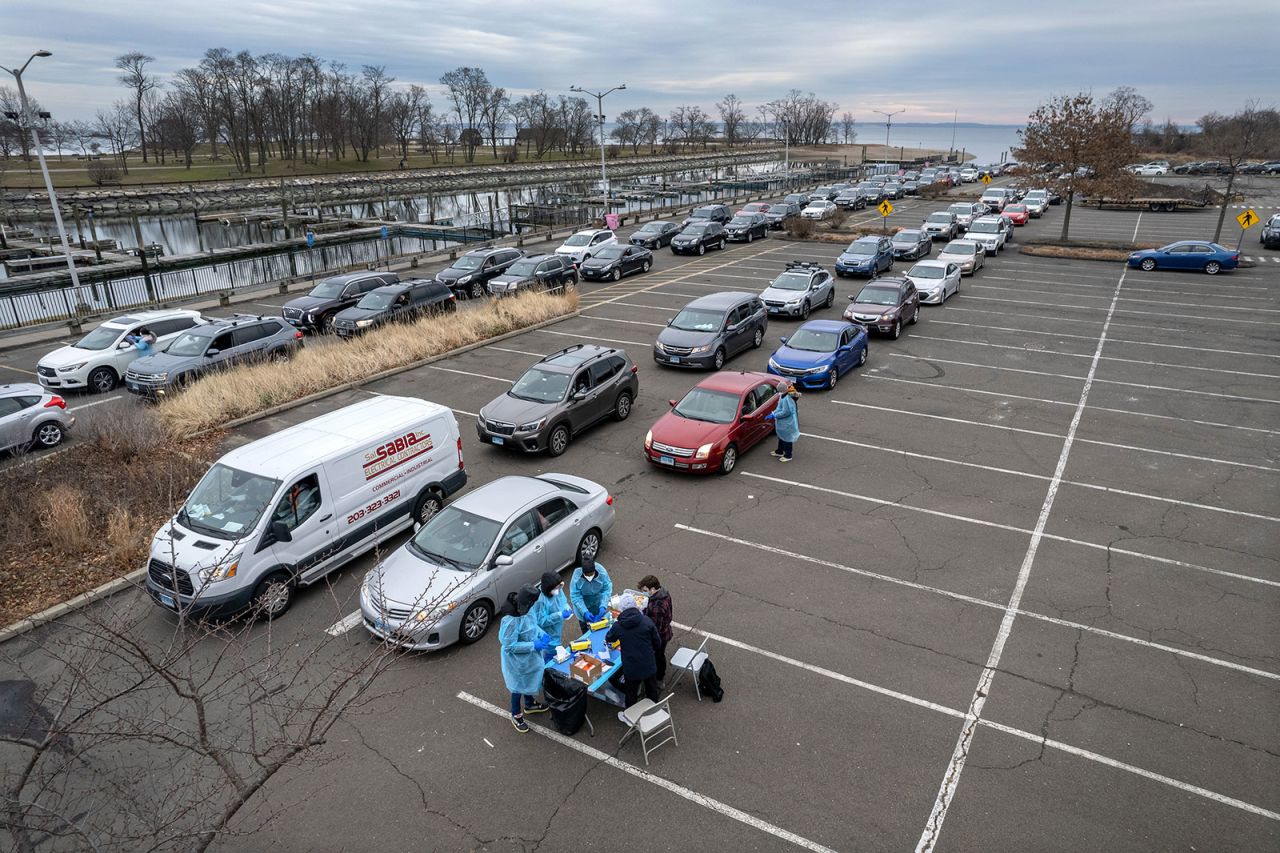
[802,430,1280,523]
[581,314,668,329]
[888,353,1280,406]
[907,334,1280,379]
[324,610,363,636]
[959,293,1280,327]
[865,375,1280,436]
[485,345,546,357]
[927,318,1280,360]
[424,365,511,382]
[670,624,1280,825]
[0,362,38,376]
[455,691,839,853]
[68,393,127,411]
[1131,211,1143,243]
[985,274,1278,302]
[676,523,1280,665]
[834,398,1280,472]
[529,328,648,348]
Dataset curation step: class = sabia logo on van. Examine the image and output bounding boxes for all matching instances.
[362,430,434,479]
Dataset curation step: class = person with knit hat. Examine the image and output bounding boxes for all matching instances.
[499,582,553,733]
[605,592,663,721]
[531,570,573,656]
[765,381,801,462]
[569,561,613,633]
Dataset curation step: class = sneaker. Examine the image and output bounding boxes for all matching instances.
[523,700,549,714]
[618,711,631,725]
[779,456,792,463]
[511,715,530,733]
[770,450,782,457]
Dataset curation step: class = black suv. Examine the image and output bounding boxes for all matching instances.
[435,247,524,299]
[333,280,456,338]
[670,221,728,255]
[487,253,578,296]
[725,213,769,243]
[476,344,640,456]
[282,271,400,333]
[681,204,732,228]
[764,202,800,229]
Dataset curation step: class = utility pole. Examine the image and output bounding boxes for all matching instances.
[569,83,626,205]
[873,109,904,167]
[2,49,82,290]
[950,110,958,158]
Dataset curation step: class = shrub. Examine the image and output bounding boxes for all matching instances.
[105,506,150,570]
[87,158,121,186]
[784,217,815,239]
[40,485,91,557]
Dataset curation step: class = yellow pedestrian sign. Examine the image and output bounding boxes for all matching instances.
[1236,209,1259,229]
[877,199,894,218]
[980,173,993,185]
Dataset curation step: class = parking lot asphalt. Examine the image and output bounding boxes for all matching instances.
[4,179,1278,852]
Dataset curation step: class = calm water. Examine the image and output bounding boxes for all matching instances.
[875,123,1023,164]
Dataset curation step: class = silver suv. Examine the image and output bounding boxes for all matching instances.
[0,383,73,453]
[125,315,303,398]
[477,344,639,457]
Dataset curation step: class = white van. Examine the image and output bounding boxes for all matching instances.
[145,395,467,619]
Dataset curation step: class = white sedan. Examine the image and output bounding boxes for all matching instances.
[801,200,837,220]
[905,261,962,304]
[1137,164,1168,176]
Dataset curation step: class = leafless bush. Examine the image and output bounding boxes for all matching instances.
[39,485,91,556]
[86,157,121,186]
[105,506,149,568]
[77,407,168,460]
[784,217,815,239]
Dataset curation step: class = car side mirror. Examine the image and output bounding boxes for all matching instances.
[205,348,220,357]
[270,520,292,543]
[779,336,788,345]
[492,554,513,569]
[572,389,588,400]
[117,340,133,349]
[668,399,677,408]
[847,295,857,302]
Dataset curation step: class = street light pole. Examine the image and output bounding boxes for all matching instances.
[873,109,904,167]
[2,50,82,290]
[569,83,626,206]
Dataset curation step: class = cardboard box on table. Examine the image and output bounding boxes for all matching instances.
[570,653,606,685]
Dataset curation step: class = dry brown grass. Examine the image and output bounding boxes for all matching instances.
[1020,245,1133,262]
[40,485,92,557]
[156,288,578,436]
[105,507,150,568]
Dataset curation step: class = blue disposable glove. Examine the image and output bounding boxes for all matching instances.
[764,412,776,421]
[561,608,573,620]
[533,634,552,652]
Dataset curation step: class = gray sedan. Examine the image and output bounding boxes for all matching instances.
[905,261,962,304]
[359,473,615,651]
[0,383,73,453]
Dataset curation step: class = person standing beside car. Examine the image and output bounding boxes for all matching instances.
[569,561,613,633]
[499,584,552,733]
[531,570,573,656]
[638,575,673,685]
[766,382,801,462]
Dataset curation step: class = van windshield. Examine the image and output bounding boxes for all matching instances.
[408,506,501,570]
[180,463,280,540]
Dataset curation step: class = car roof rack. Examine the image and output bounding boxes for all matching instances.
[540,343,615,366]
[785,260,825,272]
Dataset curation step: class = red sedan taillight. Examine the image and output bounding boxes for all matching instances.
[45,395,66,409]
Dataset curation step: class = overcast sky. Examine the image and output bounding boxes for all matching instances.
[0,0,1268,126]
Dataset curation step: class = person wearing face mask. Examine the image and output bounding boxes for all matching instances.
[569,561,613,632]
[531,571,573,656]
[499,583,553,733]
[765,382,801,462]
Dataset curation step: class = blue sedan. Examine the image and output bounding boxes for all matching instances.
[766,320,868,391]
[1127,241,1240,275]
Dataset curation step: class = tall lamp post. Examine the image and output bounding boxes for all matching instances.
[2,50,82,290]
[569,83,626,205]
[873,108,904,167]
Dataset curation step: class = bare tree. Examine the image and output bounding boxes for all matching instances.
[762,90,837,145]
[1104,86,1154,133]
[386,85,424,163]
[439,67,492,163]
[840,111,857,144]
[1014,91,1139,241]
[481,86,510,159]
[115,52,157,164]
[94,102,138,175]
[717,94,745,148]
[1196,103,1280,241]
[0,85,46,162]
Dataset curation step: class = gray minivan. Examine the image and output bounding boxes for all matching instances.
[653,292,768,371]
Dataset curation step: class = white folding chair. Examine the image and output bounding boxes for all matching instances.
[667,635,710,700]
[618,694,677,765]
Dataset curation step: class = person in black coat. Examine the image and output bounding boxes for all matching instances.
[605,592,662,719]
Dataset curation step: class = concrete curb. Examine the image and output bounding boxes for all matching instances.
[0,568,146,643]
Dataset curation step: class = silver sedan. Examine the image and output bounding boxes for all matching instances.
[906,261,962,304]
[360,473,615,651]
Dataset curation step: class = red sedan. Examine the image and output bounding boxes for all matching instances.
[1003,204,1030,225]
[737,202,772,216]
[644,371,786,475]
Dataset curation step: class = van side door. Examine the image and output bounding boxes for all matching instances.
[262,469,339,584]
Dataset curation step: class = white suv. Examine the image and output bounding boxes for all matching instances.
[980,187,1009,212]
[37,309,205,394]
[555,229,617,266]
[966,216,1011,255]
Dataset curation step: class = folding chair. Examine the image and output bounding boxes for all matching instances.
[618,694,677,765]
[667,635,710,700]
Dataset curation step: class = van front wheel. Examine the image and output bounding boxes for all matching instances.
[251,572,293,620]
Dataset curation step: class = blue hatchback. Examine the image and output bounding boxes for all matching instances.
[1127,241,1239,275]
[835,236,894,277]
[766,319,868,391]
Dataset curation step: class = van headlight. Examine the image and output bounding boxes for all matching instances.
[690,344,712,354]
[694,443,714,460]
[197,553,240,584]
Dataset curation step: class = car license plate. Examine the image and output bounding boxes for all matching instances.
[659,455,675,466]
[669,356,680,364]
[491,436,505,445]
[158,592,176,609]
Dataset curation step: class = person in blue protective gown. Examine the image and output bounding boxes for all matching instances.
[499,583,553,733]
[569,561,613,633]
[531,570,573,656]
[765,382,801,461]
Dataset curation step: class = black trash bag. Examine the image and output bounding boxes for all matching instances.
[543,669,588,735]
[697,659,724,703]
